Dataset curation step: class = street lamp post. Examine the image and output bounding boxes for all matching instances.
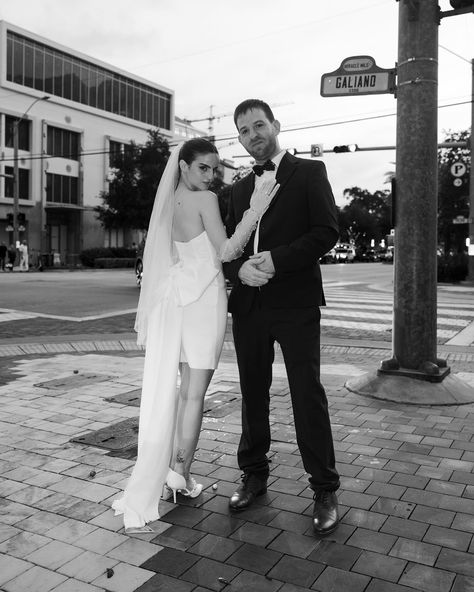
[12,96,49,248]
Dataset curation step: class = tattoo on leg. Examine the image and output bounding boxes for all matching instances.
[176,449,185,464]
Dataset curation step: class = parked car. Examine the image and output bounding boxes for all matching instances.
[378,246,394,263]
[356,248,378,262]
[333,244,355,263]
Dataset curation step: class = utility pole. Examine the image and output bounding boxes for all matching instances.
[378,0,446,380]
[12,96,49,248]
[468,58,474,281]
[13,118,20,249]
[345,0,474,405]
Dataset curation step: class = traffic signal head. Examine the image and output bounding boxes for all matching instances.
[17,213,26,224]
[7,213,13,224]
[449,0,474,8]
[333,144,359,153]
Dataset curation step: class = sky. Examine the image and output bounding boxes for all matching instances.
[1,0,472,205]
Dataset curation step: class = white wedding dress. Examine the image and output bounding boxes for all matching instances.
[112,230,227,528]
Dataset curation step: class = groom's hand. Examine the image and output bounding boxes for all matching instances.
[249,251,275,274]
[238,259,273,287]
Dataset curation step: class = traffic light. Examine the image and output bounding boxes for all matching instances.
[7,213,13,224]
[449,0,474,8]
[17,213,26,225]
[333,144,359,153]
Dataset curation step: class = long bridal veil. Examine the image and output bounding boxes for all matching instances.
[113,143,184,528]
[134,142,182,346]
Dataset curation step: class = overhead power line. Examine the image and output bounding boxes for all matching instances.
[1,99,470,164]
[439,44,472,64]
[212,99,472,144]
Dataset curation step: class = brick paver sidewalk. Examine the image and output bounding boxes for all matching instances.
[0,337,474,592]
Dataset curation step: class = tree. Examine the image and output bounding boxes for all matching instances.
[437,129,471,255]
[338,187,392,249]
[213,165,252,222]
[95,130,170,230]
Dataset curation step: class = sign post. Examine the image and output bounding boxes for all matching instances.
[310,144,323,157]
[321,55,396,97]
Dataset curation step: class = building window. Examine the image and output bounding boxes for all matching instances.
[46,126,80,160]
[4,167,30,200]
[5,116,30,150]
[108,140,133,167]
[104,228,124,248]
[7,30,172,130]
[46,172,78,204]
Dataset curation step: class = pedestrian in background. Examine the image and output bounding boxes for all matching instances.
[224,99,340,536]
[7,244,16,271]
[0,241,7,271]
[30,248,43,271]
[18,240,29,272]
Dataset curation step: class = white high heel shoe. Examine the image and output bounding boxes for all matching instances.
[165,468,187,503]
[179,476,203,499]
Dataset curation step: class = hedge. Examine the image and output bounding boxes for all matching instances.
[80,247,136,267]
[437,253,468,283]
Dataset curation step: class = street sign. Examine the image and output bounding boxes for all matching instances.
[453,178,463,187]
[311,144,324,157]
[450,162,467,177]
[321,55,396,97]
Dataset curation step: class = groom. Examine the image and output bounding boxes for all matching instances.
[223,99,340,535]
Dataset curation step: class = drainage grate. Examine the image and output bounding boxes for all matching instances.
[70,417,139,453]
[105,388,141,407]
[71,390,240,459]
[35,372,115,391]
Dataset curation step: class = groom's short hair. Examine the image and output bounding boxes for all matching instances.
[233,99,275,127]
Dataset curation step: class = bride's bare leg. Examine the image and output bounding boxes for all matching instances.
[172,363,214,486]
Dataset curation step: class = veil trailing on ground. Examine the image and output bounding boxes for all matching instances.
[134,143,183,346]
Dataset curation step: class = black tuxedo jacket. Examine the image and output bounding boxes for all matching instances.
[223,152,339,315]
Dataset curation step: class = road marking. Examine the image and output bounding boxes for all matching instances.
[445,320,474,346]
[0,308,137,323]
[321,317,457,338]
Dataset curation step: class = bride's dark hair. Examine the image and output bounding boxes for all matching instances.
[179,138,218,164]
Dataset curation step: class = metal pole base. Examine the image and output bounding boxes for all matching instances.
[378,356,450,383]
[346,371,474,406]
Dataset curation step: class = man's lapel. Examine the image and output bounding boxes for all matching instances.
[263,152,298,214]
[276,152,299,191]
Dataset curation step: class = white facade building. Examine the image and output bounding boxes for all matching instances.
[0,21,175,264]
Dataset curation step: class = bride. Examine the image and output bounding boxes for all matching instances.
[112,138,279,532]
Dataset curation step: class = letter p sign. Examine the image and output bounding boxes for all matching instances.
[450,162,466,177]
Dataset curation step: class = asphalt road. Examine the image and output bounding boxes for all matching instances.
[0,269,140,317]
[0,263,394,318]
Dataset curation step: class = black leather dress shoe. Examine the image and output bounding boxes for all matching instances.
[229,474,267,511]
[312,490,339,535]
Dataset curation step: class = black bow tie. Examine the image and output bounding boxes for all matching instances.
[252,160,276,176]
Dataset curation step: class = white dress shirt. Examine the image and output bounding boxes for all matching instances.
[253,149,286,254]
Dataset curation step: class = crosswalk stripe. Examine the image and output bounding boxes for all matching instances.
[324,301,474,317]
[322,287,473,343]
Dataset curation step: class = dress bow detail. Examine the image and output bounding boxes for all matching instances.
[170,260,219,306]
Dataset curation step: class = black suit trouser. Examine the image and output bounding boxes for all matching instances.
[232,297,340,492]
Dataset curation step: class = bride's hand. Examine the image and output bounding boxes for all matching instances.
[249,179,280,217]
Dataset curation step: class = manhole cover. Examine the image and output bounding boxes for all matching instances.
[106,389,141,406]
[35,373,115,391]
[70,417,139,452]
